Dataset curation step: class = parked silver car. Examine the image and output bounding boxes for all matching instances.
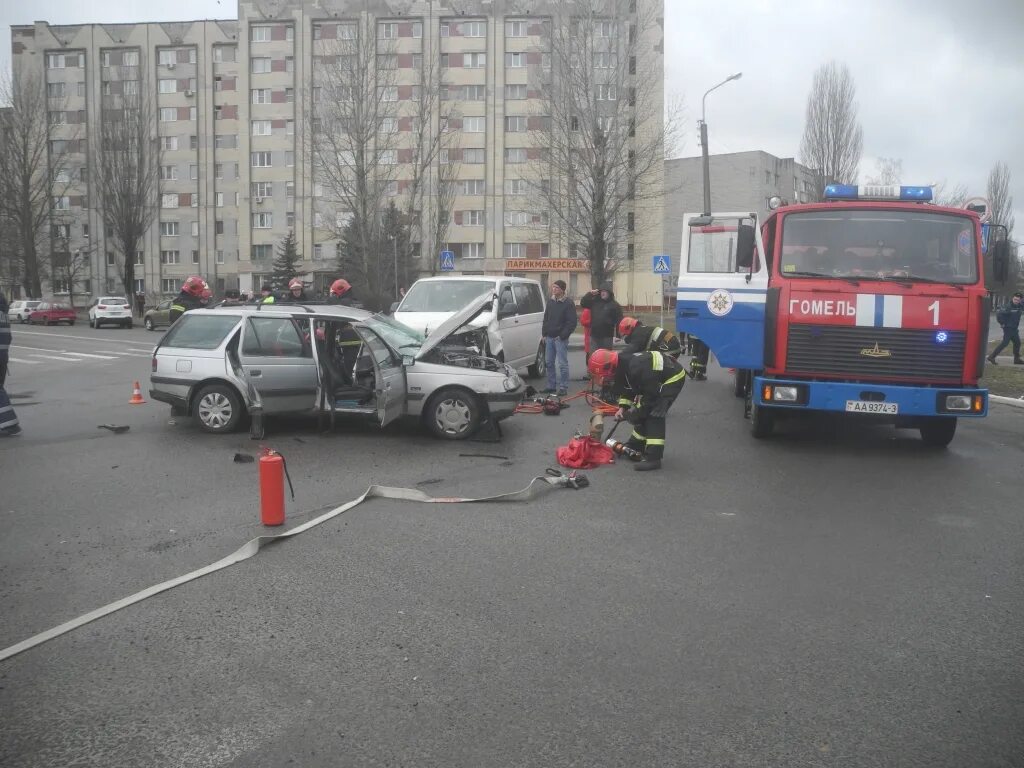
[148,295,524,439]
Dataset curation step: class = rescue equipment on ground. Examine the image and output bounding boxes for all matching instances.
[0,470,587,663]
[129,381,145,404]
[605,438,643,461]
[259,447,295,526]
[556,434,616,469]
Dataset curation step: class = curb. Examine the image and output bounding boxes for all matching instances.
[990,395,1024,409]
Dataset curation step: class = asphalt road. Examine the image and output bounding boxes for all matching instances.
[1,325,1022,768]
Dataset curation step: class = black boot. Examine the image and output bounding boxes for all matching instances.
[634,458,662,471]
[988,355,999,365]
[1015,358,1024,365]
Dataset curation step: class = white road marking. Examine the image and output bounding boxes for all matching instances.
[28,353,81,361]
[62,351,118,360]
[94,350,153,357]
[7,357,40,365]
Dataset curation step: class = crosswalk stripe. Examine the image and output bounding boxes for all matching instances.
[29,353,81,361]
[62,351,118,360]
[8,357,40,365]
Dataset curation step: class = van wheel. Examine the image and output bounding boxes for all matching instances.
[527,342,546,379]
[425,388,481,440]
[919,417,956,448]
[193,384,244,433]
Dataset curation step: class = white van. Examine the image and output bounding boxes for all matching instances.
[394,276,547,378]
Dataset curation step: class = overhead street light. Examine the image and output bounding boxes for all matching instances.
[699,72,742,215]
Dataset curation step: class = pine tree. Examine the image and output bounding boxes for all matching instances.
[271,230,302,291]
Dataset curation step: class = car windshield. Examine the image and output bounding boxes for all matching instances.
[399,280,493,312]
[362,313,427,351]
[779,210,979,284]
[161,314,240,349]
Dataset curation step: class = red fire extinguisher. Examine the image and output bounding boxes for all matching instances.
[259,448,293,526]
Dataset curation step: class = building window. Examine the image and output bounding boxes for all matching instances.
[160,221,179,236]
[251,57,271,74]
[285,88,294,103]
[161,278,180,294]
[286,212,295,228]
[505,179,529,195]
[159,165,177,181]
[215,134,237,149]
[216,250,225,264]
[251,182,273,198]
[286,120,294,135]
[463,148,485,164]
[505,115,528,132]
[159,108,176,122]
[252,244,273,260]
[505,84,528,100]
[504,243,526,259]
[465,52,486,69]
[250,25,271,42]
[160,250,180,265]
[596,84,617,101]
[214,192,224,208]
[463,20,486,37]
[213,46,235,63]
[378,22,397,39]
[135,251,145,266]
[505,20,527,37]
[251,89,271,104]
[160,136,178,151]
[191,221,200,236]
[465,210,485,226]
[595,21,617,38]
[504,148,527,164]
[106,251,116,266]
[251,120,271,136]
[190,250,200,264]
[594,52,618,68]
[158,49,175,66]
[252,212,273,229]
[313,244,323,261]
[251,152,272,168]
[215,220,225,235]
[158,79,176,94]
[462,116,485,133]
[505,52,525,68]
[286,151,295,167]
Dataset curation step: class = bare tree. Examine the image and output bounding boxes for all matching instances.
[50,224,92,309]
[308,14,400,310]
[866,156,902,186]
[932,179,968,208]
[799,61,863,201]
[530,1,680,289]
[0,67,75,297]
[987,161,1014,239]
[426,148,459,277]
[92,61,161,299]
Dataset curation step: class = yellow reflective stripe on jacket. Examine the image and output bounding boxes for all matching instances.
[630,430,646,442]
[170,302,186,313]
[646,328,665,351]
[618,397,633,407]
[260,296,275,304]
[646,438,666,447]
[651,351,664,371]
[664,369,686,386]
[338,340,362,346]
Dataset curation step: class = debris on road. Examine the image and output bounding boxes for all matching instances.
[97,424,130,434]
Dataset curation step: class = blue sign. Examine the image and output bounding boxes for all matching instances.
[652,254,671,274]
[440,250,455,271]
[981,223,990,255]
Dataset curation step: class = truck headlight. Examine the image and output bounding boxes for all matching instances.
[944,395,972,411]
[772,386,799,402]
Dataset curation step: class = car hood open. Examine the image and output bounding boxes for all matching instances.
[415,290,496,360]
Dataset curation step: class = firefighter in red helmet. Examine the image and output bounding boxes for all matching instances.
[588,347,686,471]
[169,275,208,323]
[327,278,356,306]
[280,277,309,303]
[618,316,681,360]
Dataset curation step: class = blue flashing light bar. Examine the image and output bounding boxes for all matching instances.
[823,184,934,202]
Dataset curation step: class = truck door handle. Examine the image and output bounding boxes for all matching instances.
[679,311,699,318]
[249,369,262,377]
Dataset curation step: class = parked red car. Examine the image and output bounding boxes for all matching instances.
[28,302,77,325]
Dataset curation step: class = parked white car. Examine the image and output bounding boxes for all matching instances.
[88,296,133,329]
[8,300,42,323]
[394,276,547,378]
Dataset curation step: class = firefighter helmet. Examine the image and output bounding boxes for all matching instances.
[200,288,213,300]
[587,348,619,379]
[618,316,640,338]
[288,278,304,291]
[330,278,351,297]
[182,275,207,296]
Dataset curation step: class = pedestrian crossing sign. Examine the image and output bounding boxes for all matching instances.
[440,250,455,271]
[652,254,671,274]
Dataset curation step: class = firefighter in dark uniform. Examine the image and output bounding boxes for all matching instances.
[618,317,681,359]
[326,279,362,379]
[588,348,686,471]
[169,275,208,324]
[279,277,310,303]
[689,337,710,381]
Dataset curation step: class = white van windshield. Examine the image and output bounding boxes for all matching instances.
[400,281,493,312]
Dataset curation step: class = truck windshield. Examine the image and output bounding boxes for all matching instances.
[779,210,978,285]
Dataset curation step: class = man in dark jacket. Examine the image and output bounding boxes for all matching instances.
[0,292,20,436]
[541,280,577,395]
[988,292,1024,365]
[579,281,622,352]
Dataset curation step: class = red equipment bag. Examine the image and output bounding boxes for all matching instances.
[556,436,615,469]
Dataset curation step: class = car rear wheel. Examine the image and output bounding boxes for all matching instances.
[144,317,155,331]
[425,388,481,440]
[194,384,244,434]
[527,342,546,379]
[919,417,956,448]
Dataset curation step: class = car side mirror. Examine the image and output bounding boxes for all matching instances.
[992,240,1010,284]
[736,224,756,270]
[401,354,415,367]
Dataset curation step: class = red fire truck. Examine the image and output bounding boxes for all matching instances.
[676,184,998,447]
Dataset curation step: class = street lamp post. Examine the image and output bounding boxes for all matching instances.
[699,72,742,215]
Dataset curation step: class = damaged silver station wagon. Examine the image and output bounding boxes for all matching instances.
[148,292,524,440]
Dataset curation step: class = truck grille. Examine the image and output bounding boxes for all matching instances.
[786,324,965,381]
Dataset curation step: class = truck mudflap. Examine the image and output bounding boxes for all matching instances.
[752,376,988,418]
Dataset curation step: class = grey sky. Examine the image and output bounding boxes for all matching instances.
[3,0,1022,231]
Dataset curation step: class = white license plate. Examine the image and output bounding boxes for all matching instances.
[845,400,898,414]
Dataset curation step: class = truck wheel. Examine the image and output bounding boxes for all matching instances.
[919,417,956,448]
[526,342,546,379]
[750,403,774,438]
[733,369,749,399]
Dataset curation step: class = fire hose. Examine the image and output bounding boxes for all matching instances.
[0,469,588,664]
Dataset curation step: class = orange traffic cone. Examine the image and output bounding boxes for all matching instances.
[129,381,146,405]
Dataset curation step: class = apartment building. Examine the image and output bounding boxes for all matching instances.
[663,151,818,270]
[10,0,665,305]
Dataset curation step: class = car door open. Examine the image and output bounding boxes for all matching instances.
[238,315,317,414]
